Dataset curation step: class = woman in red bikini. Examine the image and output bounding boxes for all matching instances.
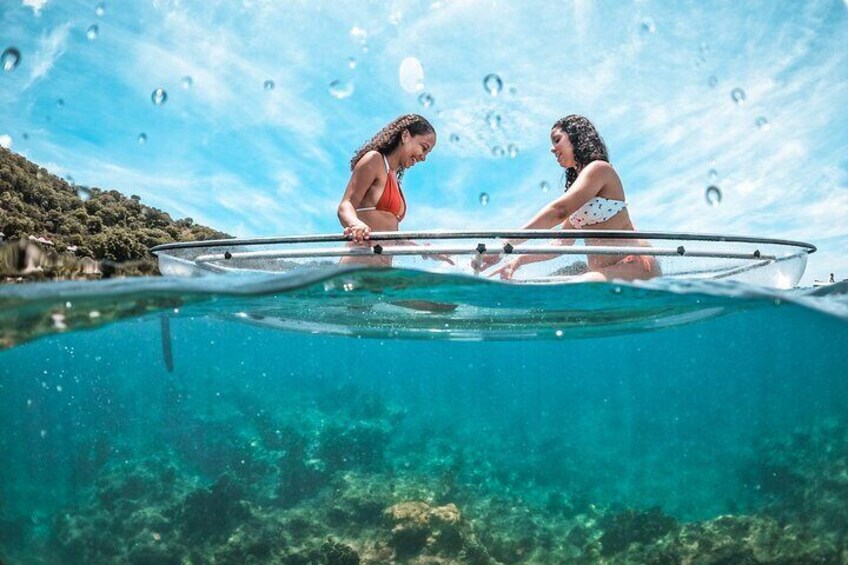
[337,113,440,266]
[482,115,661,281]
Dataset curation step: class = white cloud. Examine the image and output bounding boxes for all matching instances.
[26,23,71,88]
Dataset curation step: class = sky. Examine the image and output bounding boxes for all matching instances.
[1,0,846,284]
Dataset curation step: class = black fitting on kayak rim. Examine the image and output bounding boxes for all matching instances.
[503,243,514,254]
[373,244,383,255]
[224,251,232,260]
[475,243,487,254]
[676,246,686,255]
[753,249,761,258]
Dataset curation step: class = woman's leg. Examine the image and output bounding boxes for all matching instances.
[576,255,660,282]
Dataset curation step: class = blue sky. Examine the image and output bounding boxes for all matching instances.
[1,0,846,283]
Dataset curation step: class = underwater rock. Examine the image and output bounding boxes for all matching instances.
[384,501,464,559]
[321,538,360,565]
[171,474,251,543]
[617,514,838,563]
[597,506,678,556]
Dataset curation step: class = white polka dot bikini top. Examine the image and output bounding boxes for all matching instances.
[569,197,627,228]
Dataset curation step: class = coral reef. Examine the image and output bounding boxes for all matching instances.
[2,384,843,564]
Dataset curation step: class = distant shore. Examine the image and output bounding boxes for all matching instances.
[0,147,230,282]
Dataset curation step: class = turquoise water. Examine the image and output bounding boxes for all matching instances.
[1,271,847,562]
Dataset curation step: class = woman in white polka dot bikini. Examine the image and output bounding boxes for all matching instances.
[483,114,661,282]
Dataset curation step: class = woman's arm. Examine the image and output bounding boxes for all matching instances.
[477,164,613,272]
[489,219,577,279]
[519,161,612,230]
[337,152,382,242]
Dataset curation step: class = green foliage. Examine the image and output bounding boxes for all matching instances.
[0,147,230,273]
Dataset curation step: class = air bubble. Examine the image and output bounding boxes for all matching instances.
[449,133,460,144]
[479,192,490,206]
[137,133,147,144]
[507,144,519,158]
[56,98,65,108]
[2,48,21,72]
[708,76,718,88]
[640,17,656,33]
[486,111,501,129]
[151,88,167,105]
[483,73,503,96]
[95,2,105,16]
[491,146,505,158]
[329,79,354,99]
[705,185,722,206]
[756,116,770,131]
[731,87,746,105]
[180,76,193,90]
[348,57,357,70]
[263,79,275,91]
[708,168,718,182]
[540,181,550,193]
[86,25,99,40]
[418,92,434,108]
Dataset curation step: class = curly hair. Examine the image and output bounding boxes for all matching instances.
[350,114,435,182]
[552,115,609,190]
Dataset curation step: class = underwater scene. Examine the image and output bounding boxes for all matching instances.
[1,273,848,563]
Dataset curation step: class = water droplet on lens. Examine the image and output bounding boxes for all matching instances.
[181,76,193,89]
[137,133,147,144]
[507,144,519,158]
[509,86,518,96]
[399,57,424,93]
[348,57,357,70]
[449,133,460,144]
[483,73,503,96]
[329,79,354,99]
[708,168,719,182]
[77,186,91,201]
[731,87,746,105]
[705,185,722,206]
[540,181,550,193]
[417,92,434,108]
[640,17,656,33]
[86,24,99,40]
[708,75,718,88]
[56,98,64,108]
[479,192,490,206]
[756,116,770,131]
[263,79,275,91]
[491,146,505,158]
[486,111,501,129]
[2,48,21,72]
[95,2,105,16]
[151,88,167,105]
[350,26,367,44]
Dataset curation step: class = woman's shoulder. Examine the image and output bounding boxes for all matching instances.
[356,150,384,168]
[582,160,616,176]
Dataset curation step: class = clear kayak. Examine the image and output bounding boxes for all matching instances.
[151,230,815,290]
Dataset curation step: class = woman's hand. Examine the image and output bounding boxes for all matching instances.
[471,253,502,273]
[489,257,522,280]
[344,222,371,244]
[419,242,455,265]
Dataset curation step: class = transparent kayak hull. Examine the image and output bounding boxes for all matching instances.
[151,230,815,290]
